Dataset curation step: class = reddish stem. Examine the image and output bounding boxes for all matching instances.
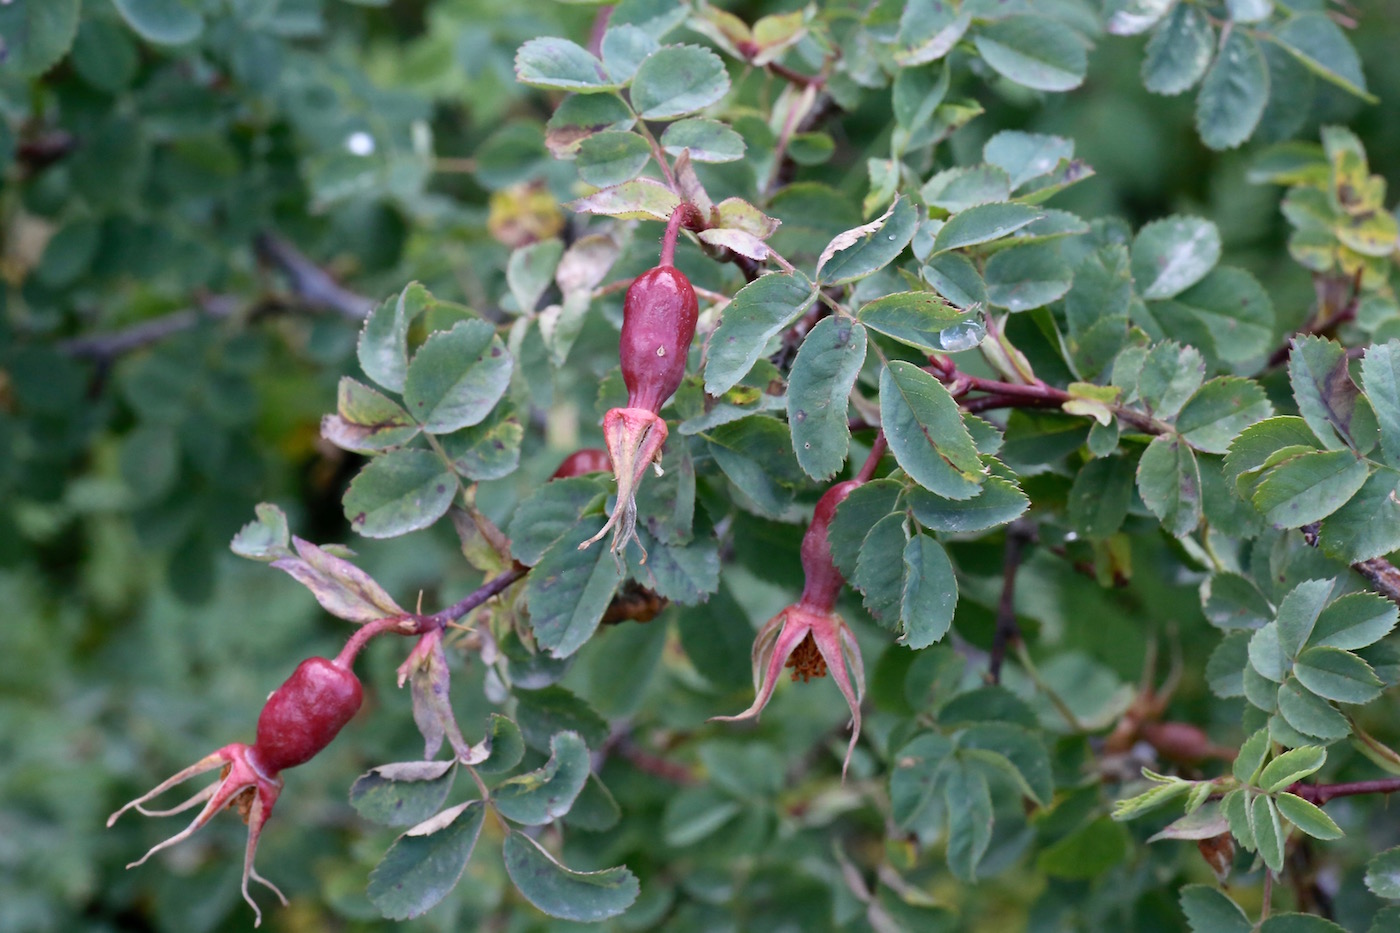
[1287,778,1400,805]
[660,203,689,268]
[855,431,887,483]
[332,564,529,668]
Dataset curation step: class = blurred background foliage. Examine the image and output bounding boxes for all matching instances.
[2,1,1400,931]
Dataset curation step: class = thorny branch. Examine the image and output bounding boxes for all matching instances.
[988,522,1031,684]
[1301,523,1400,607]
[58,233,374,361]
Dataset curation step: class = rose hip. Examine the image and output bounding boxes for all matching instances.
[581,203,700,560]
[714,479,866,777]
[108,656,363,926]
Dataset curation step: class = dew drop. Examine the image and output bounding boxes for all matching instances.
[656,346,666,356]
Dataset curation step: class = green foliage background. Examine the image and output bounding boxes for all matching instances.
[4,1,1400,931]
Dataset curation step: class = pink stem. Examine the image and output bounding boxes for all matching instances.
[855,432,886,483]
[660,203,688,267]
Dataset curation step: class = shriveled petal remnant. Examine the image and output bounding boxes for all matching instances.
[579,407,669,561]
[712,480,867,777]
[108,743,287,927]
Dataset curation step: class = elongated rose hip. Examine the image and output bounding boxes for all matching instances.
[551,447,612,479]
[581,203,699,560]
[109,656,363,926]
[713,479,867,777]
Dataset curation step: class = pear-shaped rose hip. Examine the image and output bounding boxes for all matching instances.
[582,203,699,560]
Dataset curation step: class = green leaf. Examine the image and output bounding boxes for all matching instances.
[439,407,524,482]
[1273,13,1375,103]
[1252,793,1286,873]
[231,503,292,561]
[893,62,951,137]
[1252,448,1370,528]
[629,45,730,120]
[854,513,909,625]
[1275,792,1343,840]
[1196,29,1268,150]
[502,832,639,922]
[1276,679,1350,742]
[1105,0,1174,36]
[1257,745,1327,791]
[1234,728,1271,783]
[323,377,421,453]
[367,801,486,920]
[402,320,512,434]
[1276,579,1334,659]
[111,0,203,46]
[1136,434,1202,537]
[1136,341,1204,417]
[600,24,658,84]
[932,203,1042,253]
[1290,335,1376,452]
[1204,571,1271,627]
[344,449,457,539]
[514,685,609,752]
[524,520,623,658]
[972,15,1087,92]
[1176,377,1273,454]
[1064,245,1133,380]
[515,37,618,92]
[894,0,971,66]
[1036,817,1130,880]
[890,732,955,827]
[787,317,867,481]
[509,477,609,566]
[1362,340,1400,466]
[475,714,526,776]
[901,533,957,649]
[1225,416,1322,483]
[662,785,743,846]
[1310,592,1398,651]
[508,239,564,315]
[983,131,1074,190]
[493,732,591,826]
[568,177,681,221]
[576,131,652,187]
[921,165,1011,213]
[923,253,988,309]
[1131,216,1221,301]
[817,197,918,286]
[858,292,977,353]
[983,242,1073,311]
[567,774,622,832]
[359,284,430,394]
[880,362,984,499]
[350,761,456,828]
[959,723,1053,805]
[546,94,636,158]
[1142,4,1214,96]
[1179,884,1251,933]
[830,480,904,579]
[1222,787,1255,851]
[1250,623,1290,683]
[706,416,804,518]
[908,477,1028,533]
[1293,646,1382,704]
[1068,456,1135,540]
[1318,469,1400,562]
[705,273,817,396]
[1207,631,1251,697]
[1155,266,1275,365]
[1366,846,1400,899]
[0,0,79,76]
[660,118,745,162]
[943,760,994,881]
